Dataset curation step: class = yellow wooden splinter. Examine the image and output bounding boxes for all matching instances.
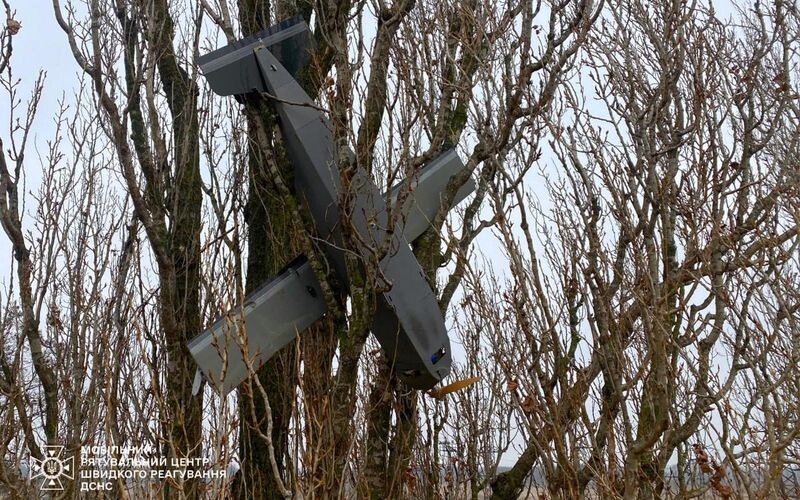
[428,377,480,400]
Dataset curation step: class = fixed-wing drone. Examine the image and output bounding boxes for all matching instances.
[189,17,475,395]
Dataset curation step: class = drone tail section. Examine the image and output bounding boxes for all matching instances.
[198,16,313,97]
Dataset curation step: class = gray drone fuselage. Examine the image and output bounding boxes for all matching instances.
[191,17,474,392]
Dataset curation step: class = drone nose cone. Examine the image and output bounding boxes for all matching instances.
[397,345,452,390]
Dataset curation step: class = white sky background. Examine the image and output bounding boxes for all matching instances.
[0,1,82,272]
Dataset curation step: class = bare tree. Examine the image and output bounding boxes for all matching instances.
[50,0,205,495]
[0,0,797,498]
[473,1,800,498]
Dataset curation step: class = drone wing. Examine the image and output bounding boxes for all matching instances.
[189,256,325,394]
[388,148,476,243]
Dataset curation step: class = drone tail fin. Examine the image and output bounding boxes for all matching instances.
[198,16,313,96]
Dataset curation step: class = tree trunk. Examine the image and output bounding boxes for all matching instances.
[147,1,205,495]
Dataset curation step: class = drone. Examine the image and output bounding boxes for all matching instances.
[189,17,477,397]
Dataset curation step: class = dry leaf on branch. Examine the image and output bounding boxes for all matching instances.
[6,18,20,35]
[521,395,535,414]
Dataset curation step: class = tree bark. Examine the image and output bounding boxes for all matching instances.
[147,0,205,495]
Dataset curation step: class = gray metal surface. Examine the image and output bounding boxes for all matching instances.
[193,18,477,391]
[188,257,325,394]
[253,45,451,389]
[198,16,312,96]
[388,148,476,243]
